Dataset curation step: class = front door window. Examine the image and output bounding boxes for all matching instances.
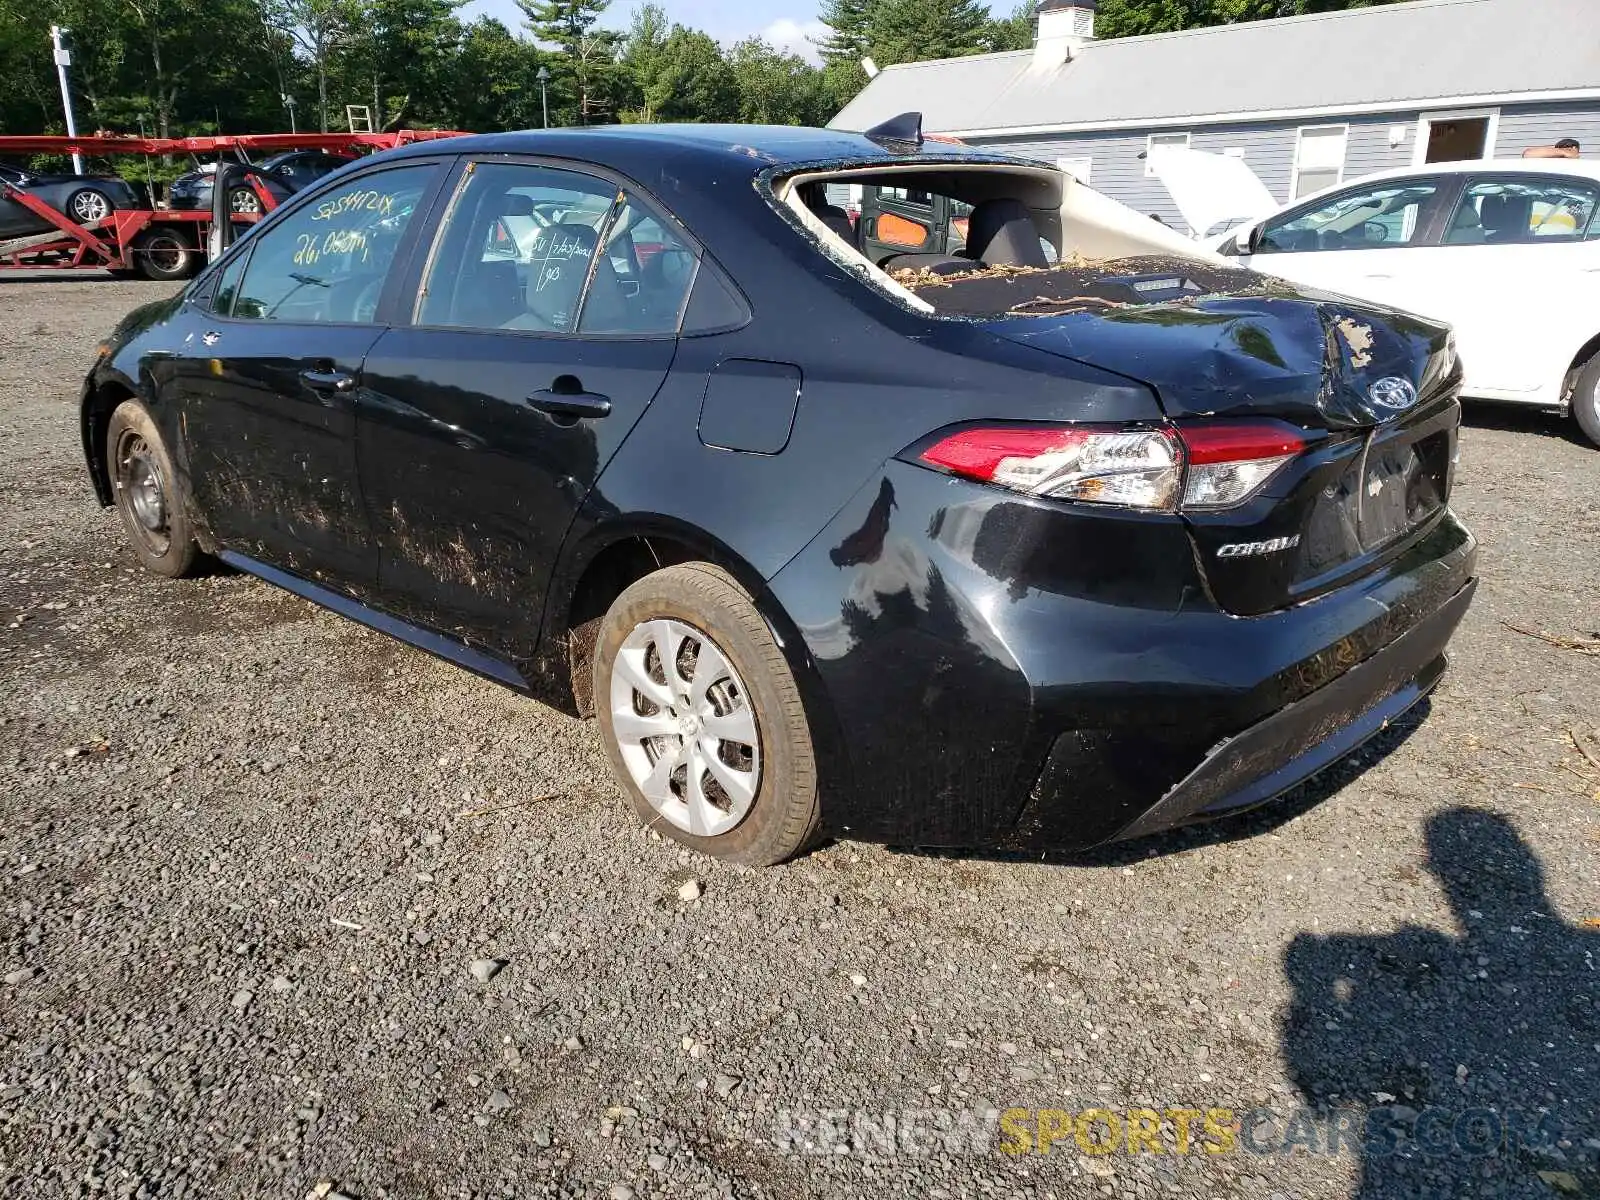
[225,163,435,323]
[1258,182,1444,254]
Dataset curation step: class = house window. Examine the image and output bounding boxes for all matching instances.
[1415,108,1499,165]
[1145,132,1190,177]
[1292,125,1348,199]
[1057,156,1093,184]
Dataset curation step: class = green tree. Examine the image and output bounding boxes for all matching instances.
[454,16,548,130]
[820,56,870,113]
[984,0,1035,49]
[621,17,736,124]
[262,0,362,131]
[727,37,830,125]
[1093,0,1208,38]
[868,0,992,65]
[616,1,668,119]
[518,0,620,124]
[816,0,876,65]
[344,0,464,130]
[0,3,61,134]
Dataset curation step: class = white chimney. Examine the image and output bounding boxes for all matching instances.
[1033,0,1096,70]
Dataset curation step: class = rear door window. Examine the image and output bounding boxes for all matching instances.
[1446,176,1600,243]
[417,160,698,336]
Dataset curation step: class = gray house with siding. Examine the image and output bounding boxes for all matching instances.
[829,0,1600,233]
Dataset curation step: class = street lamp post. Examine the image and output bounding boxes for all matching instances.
[50,26,84,174]
[283,94,298,134]
[536,65,551,129]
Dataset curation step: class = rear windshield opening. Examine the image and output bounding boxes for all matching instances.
[777,163,1248,319]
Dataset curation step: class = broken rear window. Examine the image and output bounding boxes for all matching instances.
[776,161,1259,320]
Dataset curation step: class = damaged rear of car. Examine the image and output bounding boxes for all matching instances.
[763,136,1476,849]
[85,121,1475,863]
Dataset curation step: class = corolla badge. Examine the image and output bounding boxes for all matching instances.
[1367,376,1418,414]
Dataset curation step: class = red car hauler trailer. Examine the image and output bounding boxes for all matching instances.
[0,130,467,279]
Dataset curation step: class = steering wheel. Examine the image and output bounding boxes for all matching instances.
[1364,220,1390,244]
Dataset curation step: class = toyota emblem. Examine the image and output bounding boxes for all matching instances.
[1367,376,1418,414]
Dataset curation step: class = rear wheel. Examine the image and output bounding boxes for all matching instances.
[228,187,263,215]
[1573,355,1600,448]
[130,228,196,281]
[67,187,113,225]
[593,563,820,866]
[105,400,202,578]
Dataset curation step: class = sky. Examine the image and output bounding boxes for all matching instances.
[459,0,830,63]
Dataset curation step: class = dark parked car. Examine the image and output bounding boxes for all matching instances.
[168,150,354,214]
[80,123,1477,865]
[0,161,142,238]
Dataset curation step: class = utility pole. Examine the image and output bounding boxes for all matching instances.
[50,26,85,174]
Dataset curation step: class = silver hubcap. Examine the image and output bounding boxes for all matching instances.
[114,431,170,553]
[73,191,109,222]
[231,189,261,214]
[609,619,761,838]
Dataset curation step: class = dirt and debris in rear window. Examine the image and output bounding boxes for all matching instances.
[894,254,1289,318]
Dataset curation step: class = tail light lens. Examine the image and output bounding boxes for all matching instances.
[920,426,1183,509]
[917,420,1306,512]
[1179,420,1306,509]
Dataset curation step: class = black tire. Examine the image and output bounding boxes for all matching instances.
[593,563,820,866]
[130,228,197,281]
[1573,354,1600,448]
[105,399,202,579]
[66,187,114,225]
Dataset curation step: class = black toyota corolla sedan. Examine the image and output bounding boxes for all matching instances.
[80,120,1477,865]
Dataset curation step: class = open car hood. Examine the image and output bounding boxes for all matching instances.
[1150,148,1279,239]
[962,258,1454,430]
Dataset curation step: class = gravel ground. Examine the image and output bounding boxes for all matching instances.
[1,275,1597,1200]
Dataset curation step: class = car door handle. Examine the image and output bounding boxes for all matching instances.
[524,388,612,420]
[300,368,356,394]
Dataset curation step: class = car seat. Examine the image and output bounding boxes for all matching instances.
[964,199,1049,268]
[799,182,857,245]
[518,222,601,331]
[1445,203,1488,245]
[1480,194,1533,242]
[576,240,634,333]
[452,259,524,328]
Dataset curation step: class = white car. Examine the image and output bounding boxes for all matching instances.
[1155,150,1600,446]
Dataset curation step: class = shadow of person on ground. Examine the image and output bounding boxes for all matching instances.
[1282,808,1598,1198]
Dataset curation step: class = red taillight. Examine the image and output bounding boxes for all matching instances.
[916,420,1308,512]
[1177,421,1307,465]
[920,425,1183,510]
[922,427,1086,478]
[1177,419,1307,509]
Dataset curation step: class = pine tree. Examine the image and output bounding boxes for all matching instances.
[984,1,1036,50]
[517,0,620,124]
[868,0,993,66]
[817,0,878,65]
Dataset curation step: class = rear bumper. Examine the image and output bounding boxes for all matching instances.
[1017,576,1474,849]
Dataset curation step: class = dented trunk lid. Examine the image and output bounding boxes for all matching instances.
[961,257,1463,615]
[967,257,1456,430]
